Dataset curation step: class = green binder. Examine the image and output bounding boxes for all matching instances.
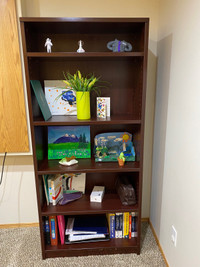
[30,80,52,121]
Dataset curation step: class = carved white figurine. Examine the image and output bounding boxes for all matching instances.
[45,38,53,53]
[77,40,85,53]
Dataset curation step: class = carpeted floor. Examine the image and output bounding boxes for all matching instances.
[0,222,166,267]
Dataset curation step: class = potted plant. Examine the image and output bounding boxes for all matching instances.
[63,70,101,120]
[118,152,125,167]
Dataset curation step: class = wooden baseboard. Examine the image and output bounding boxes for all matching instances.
[0,222,39,229]
[141,217,149,222]
[149,220,169,267]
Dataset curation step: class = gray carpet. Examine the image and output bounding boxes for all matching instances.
[0,222,166,267]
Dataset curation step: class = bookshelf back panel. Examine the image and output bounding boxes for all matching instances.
[28,57,143,119]
[24,21,145,52]
[86,172,139,194]
[34,126,48,161]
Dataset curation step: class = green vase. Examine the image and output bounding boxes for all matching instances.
[76,91,91,120]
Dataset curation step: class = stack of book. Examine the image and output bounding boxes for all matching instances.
[107,212,137,239]
[42,173,86,206]
[65,215,109,244]
[43,213,137,246]
[43,174,63,205]
[43,215,65,246]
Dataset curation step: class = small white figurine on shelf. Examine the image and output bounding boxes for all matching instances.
[45,38,53,53]
[77,40,85,53]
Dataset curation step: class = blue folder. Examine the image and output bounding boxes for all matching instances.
[73,215,108,234]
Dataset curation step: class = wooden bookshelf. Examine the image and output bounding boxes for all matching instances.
[20,17,149,259]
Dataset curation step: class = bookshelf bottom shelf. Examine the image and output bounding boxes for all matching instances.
[44,238,138,258]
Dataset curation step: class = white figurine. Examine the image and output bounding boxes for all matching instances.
[77,40,85,53]
[45,38,53,53]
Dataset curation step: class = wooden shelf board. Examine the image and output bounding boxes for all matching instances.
[41,194,138,216]
[20,17,149,23]
[33,115,142,126]
[27,52,144,58]
[45,237,137,253]
[37,158,140,175]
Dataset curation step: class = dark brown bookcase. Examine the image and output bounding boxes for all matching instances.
[20,17,149,259]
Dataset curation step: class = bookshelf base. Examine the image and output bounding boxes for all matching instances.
[44,237,138,258]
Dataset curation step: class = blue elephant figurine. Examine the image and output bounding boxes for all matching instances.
[107,39,132,52]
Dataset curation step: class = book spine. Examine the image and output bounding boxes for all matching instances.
[107,213,115,238]
[49,187,53,203]
[129,213,132,239]
[118,213,123,238]
[131,212,137,238]
[51,175,63,205]
[123,212,129,238]
[57,215,65,245]
[115,213,120,238]
[48,176,53,203]
[42,175,49,205]
[44,216,51,245]
[115,213,123,238]
[49,215,58,246]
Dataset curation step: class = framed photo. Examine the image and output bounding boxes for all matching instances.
[44,80,77,115]
[48,126,91,159]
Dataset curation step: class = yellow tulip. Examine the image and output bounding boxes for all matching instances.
[78,70,82,79]
[88,78,96,88]
[63,80,70,86]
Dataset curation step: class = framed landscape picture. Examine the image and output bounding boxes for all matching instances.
[48,126,91,159]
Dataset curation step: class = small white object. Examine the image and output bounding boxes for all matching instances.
[90,186,105,203]
[45,38,53,53]
[171,225,177,247]
[77,40,85,53]
[59,159,78,166]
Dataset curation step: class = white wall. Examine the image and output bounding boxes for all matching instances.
[0,0,158,224]
[150,0,200,266]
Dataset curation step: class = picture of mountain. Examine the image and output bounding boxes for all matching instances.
[48,126,91,159]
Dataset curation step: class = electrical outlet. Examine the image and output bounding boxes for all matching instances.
[171,225,177,247]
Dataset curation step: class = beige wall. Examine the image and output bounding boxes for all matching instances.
[150,0,200,266]
[0,0,158,224]
[0,156,38,224]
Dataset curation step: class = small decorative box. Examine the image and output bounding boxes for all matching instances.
[97,98,107,118]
